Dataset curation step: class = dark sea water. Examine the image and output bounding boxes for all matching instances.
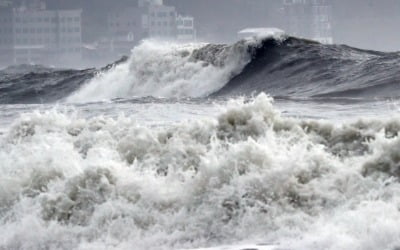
[1,33,400,250]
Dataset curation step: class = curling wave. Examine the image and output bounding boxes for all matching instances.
[214,37,400,98]
[65,37,267,102]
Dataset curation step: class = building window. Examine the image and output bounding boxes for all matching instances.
[184,20,193,27]
[74,17,80,22]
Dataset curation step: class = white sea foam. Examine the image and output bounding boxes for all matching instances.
[66,32,285,103]
[66,42,245,102]
[2,94,400,250]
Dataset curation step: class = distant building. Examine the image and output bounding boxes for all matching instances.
[13,8,82,64]
[0,0,82,66]
[18,0,46,11]
[147,4,177,39]
[176,15,196,42]
[107,7,147,55]
[0,5,13,67]
[87,0,196,64]
[283,0,333,44]
[0,0,12,8]
[139,0,163,8]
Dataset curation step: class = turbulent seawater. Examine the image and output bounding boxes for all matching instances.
[2,33,400,250]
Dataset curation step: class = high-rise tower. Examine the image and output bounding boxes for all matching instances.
[283,0,333,44]
[139,0,163,8]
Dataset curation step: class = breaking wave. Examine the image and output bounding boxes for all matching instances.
[2,94,400,249]
[214,37,400,98]
[65,37,268,102]
[2,32,400,104]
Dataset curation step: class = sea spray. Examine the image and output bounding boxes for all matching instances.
[66,30,287,103]
[1,94,400,249]
[66,40,251,102]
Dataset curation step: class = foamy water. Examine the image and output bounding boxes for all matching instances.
[2,95,400,250]
[66,30,286,103]
[2,31,400,250]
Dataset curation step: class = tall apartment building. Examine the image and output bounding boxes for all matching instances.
[13,9,82,64]
[98,0,196,62]
[139,0,164,7]
[147,4,177,39]
[0,0,11,8]
[283,0,333,44]
[0,5,13,66]
[0,1,82,66]
[176,15,196,42]
[110,0,196,42]
[107,7,146,55]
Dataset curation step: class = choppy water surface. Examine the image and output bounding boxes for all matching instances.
[1,32,400,250]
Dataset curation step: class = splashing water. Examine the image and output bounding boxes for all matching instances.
[1,94,400,250]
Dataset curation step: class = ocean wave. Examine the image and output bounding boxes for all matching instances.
[1,33,400,104]
[2,94,400,249]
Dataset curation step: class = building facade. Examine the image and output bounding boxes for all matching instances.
[176,15,196,42]
[147,4,177,39]
[107,7,146,55]
[0,6,14,66]
[13,9,82,64]
[106,0,197,44]
[0,1,82,67]
[283,0,333,44]
[139,0,164,8]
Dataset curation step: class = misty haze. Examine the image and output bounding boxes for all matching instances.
[0,0,400,68]
[1,1,400,250]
